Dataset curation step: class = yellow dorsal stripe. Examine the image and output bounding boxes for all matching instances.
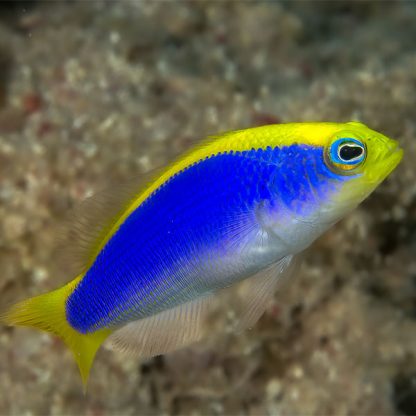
[89,122,343,264]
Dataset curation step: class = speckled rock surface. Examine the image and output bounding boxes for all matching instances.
[0,2,415,415]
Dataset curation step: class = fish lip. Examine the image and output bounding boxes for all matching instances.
[383,144,403,171]
[387,145,403,167]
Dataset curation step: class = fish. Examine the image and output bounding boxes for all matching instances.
[1,121,403,387]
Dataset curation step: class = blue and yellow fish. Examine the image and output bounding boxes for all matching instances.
[1,122,402,386]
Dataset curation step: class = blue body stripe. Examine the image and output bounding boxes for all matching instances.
[66,145,343,333]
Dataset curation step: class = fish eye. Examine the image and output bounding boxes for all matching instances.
[338,142,364,163]
[327,137,366,172]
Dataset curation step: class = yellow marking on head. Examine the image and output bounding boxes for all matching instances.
[321,121,402,209]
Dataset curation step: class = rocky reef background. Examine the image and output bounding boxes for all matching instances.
[0,1,415,415]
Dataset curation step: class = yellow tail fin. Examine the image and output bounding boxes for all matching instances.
[0,278,112,388]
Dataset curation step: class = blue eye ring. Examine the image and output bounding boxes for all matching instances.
[329,137,366,167]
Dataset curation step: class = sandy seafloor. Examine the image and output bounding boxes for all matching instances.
[0,1,415,415]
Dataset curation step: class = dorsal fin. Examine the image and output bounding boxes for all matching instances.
[60,170,161,275]
[58,131,237,276]
[58,127,266,276]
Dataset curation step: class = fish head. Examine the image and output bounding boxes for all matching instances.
[321,121,403,221]
[254,122,403,255]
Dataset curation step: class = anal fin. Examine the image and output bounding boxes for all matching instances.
[107,255,296,358]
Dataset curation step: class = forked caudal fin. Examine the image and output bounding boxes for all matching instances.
[0,277,112,389]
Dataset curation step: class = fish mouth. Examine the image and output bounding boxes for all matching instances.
[366,141,403,184]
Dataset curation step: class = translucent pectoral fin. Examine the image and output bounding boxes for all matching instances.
[229,255,296,332]
[107,255,297,358]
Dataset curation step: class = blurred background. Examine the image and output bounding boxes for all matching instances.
[0,1,415,415]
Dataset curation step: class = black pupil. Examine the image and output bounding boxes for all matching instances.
[340,144,363,161]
